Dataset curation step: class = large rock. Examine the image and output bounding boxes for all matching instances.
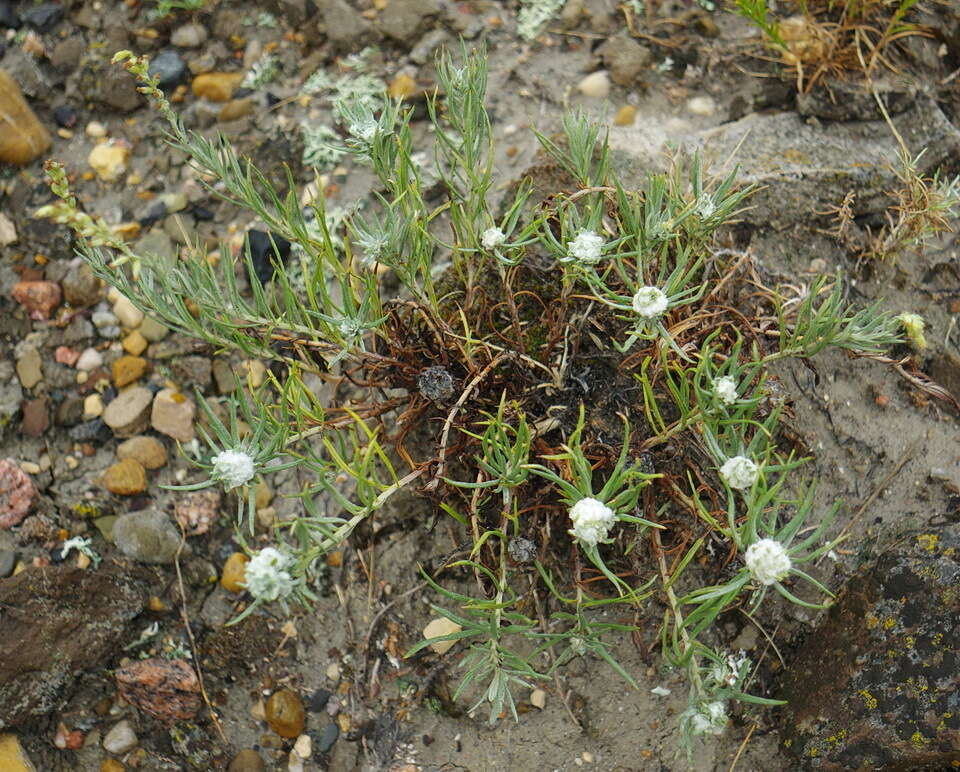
[0,564,148,728]
[778,526,960,769]
[112,509,182,564]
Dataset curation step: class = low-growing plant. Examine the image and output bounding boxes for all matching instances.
[37,44,905,756]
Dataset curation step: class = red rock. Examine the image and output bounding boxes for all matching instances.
[55,346,80,366]
[0,458,36,529]
[20,397,49,437]
[115,658,201,721]
[12,280,61,320]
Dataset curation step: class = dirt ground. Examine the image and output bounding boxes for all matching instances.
[1,0,959,770]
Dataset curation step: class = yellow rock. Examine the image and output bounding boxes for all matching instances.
[0,70,52,166]
[112,355,148,387]
[102,458,147,496]
[218,97,255,122]
[423,617,462,654]
[192,72,244,102]
[88,142,130,182]
[122,330,148,356]
[0,734,38,772]
[101,760,126,772]
[387,73,416,100]
[613,105,637,126]
[221,553,249,593]
[265,690,305,739]
[577,70,610,98]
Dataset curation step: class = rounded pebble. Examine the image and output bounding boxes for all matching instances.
[102,719,138,754]
[265,690,306,739]
[220,552,249,593]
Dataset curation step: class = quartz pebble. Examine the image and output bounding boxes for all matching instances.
[220,552,249,592]
[578,70,610,98]
[687,95,716,116]
[151,388,195,442]
[76,348,103,371]
[85,121,107,138]
[116,436,167,469]
[423,617,462,654]
[88,142,129,182]
[112,294,144,328]
[171,22,207,47]
[265,690,306,739]
[0,213,17,247]
[102,719,138,754]
[83,393,104,419]
[102,386,153,437]
[530,688,547,709]
[138,317,169,342]
[102,458,147,496]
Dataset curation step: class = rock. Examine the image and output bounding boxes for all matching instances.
[112,509,181,564]
[61,261,101,308]
[174,489,220,535]
[20,3,62,30]
[15,349,42,389]
[100,758,124,772]
[779,527,960,768]
[83,393,104,419]
[102,386,153,437]
[212,359,239,393]
[577,70,610,98]
[148,50,187,90]
[12,281,61,320]
[117,436,167,470]
[218,97,255,123]
[613,105,636,126]
[122,330,148,356]
[171,356,212,389]
[151,388,195,442]
[0,460,35,530]
[93,67,141,113]
[101,458,147,496]
[266,690,306,738]
[55,396,84,426]
[687,95,716,116]
[316,0,376,51]
[228,749,266,772]
[50,36,84,72]
[138,317,169,342]
[387,73,416,100]
[247,229,292,284]
[0,362,23,428]
[75,348,103,372]
[92,309,120,337]
[0,734,36,772]
[102,720,137,754]
[423,617,462,654]
[293,733,312,759]
[171,23,207,48]
[192,72,244,102]
[115,658,201,722]
[530,688,547,709]
[88,142,129,182]
[0,564,149,728]
[796,75,917,122]
[113,294,144,328]
[52,105,77,129]
[0,2,20,29]
[378,0,437,45]
[220,552,249,592]
[316,722,339,753]
[112,356,147,388]
[20,399,49,437]
[596,36,651,87]
[0,550,15,577]
[0,213,17,247]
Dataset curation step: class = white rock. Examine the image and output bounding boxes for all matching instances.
[578,70,610,99]
[0,212,17,247]
[75,347,103,371]
[423,617,463,655]
[171,23,207,47]
[530,688,547,709]
[88,142,129,182]
[687,96,716,116]
[103,719,138,754]
[293,734,312,759]
[83,393,104,419]
[85,121,107,138]
[112,294,144,328]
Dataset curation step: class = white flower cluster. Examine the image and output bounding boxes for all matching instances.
[690,701,728,736]
[349,118,378,143]
[481,226,506,249]
[568,230,605,263]
[744,538,792,586]
[631,286,669,319]
[243,547,295,602]
[708,651,749,688]
[713,375,738,405]
[719,455,758,490]
[211,448,256,491]
[568,497,617,546]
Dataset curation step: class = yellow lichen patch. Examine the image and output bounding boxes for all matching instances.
[883,618,897,630]
[910,731,928,749]
[915,533,938,552]
[859,689,878,710]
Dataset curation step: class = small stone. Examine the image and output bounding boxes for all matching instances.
[293,734,311,760]
[52,105,78,129]
[613,105,637,126]
[112,356,148,388]
[218,97,255,123]
[247,230,292,284]
[138,317,169,342]
[0,213,18,247]
[0,459,36,529]
[112,294,144,328]
[15,348,42,389]
[387,73,416,100]
[0,550,15,577]
[102,458,147,496]
[151,388,195,442]
[76,348,103,372]
[103,386,154,437]
[174,489,220,535]
[61,260,101,307]
[55,396,84,426]
[55,346,80,366]
[265,690,306,739]
[122,331,148,356]
[530,688,547,709]
[254,479,272,510]
[85,121,107,138]
[171,23,207,47]
[112,509,181,564]
[220,552,249,592]
[316,722,339,753]
[578,70,610,98]
[192,72,244,102]
[212,359,239,393]
[50,35,84,72]
[0,733,38,772]
[21,2,62,30]
[148,50,187,90]
[102,720,138,755]
[116,436,167,469]
[228,749,266,772]
[115,658,201,721]
[687,95,716,116]
[0,69,52,165]
[82,394,104,419]
[596,36,651,87]
[88,142,130,182]
[20,398,49,437]
[325,662,341,681]
[170,356,212,389]
[100,760,125,772]
[12,281,61,320]
[423,617,462,654]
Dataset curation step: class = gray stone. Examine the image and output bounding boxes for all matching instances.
[61,260,101,308]
[49,35,85,72]
[102,719,138,754]
[376,0,437,45]
[112,509,182,564]
[171,355,212,389]
[170,23,207,48]
[15,347,42,389]
[54,396,84,427]
[0,549,15,577]
[102,386,153,437]
[316,0,376,51]
[94,65,142,112]
[796,75,917,122]
[596,36,651,87]
[151,387,195,442]
[317,722,339,753]
[148,49,188,90]
[0,361,23,429]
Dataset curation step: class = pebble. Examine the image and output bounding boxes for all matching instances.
[52,105,78,128]
[577,70,610,98]
[218,98,255,123]
[316,722,339,753]
[55,346,80,366]
[115,658,201,721]
[247,230,292,284]
[102,720,138,754]
[112,510,181,564]
[76,348,104,371]
[265,690,306,739]
[100,760,125,772]
[148,50,188,89]
[122,331,148,356]
[101,458,147,496]
[0,733,36,772]
[0,550,15,577]
[55,396,84,427]
[151,388,195,442]
[293,734,312,760]
[88,142,130,183]
[21,2,62,30]
[21,398,49,437]
[228,749,266,772]
[116,436,167,469]
[325,662,341,681]
[85,121,107,138]
[102,386,153,437]
[530,688,547,709]
[112,355,147,388]
[12,281,61,320]
[171,22,207,47]
[138,317,169,342]
[171,356,212,389]
[0,70,52,165]
[686,95,716,116]
[83,394,104,419]
[613,105,637,126]
[112,294,144,328]
[15,348,42,389]
[92,309,120,332]
[61,261,101,307]
[387,73,416,100]
[423,617,463,654]
[174,489,220,535]
[0,459,36,529]
[192,72,244,102]
[0,212,16,247]
[220,552,249,592]
[596,36,651,87]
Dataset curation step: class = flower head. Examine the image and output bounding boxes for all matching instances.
[568,497,617,546]
[481,226,506,249]
[689,701,728,736]
[349,118,378,143]
[631,286,669,318]
[243,547,295,602]
[719,455,758,490]
[745,538,792,585]
[714,375,738,405]
[568,230,605,263]
[211,448,256,491]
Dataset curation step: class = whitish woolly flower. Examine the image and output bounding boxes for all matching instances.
[745,538,792,586]
[211,449,256,491]
[719,455,759,490]
[481,227,506,249]
[714,375,738,405]
[709,651,749,688]
[897,312,926,351]
[568,497,617,546]
[349,118,378,143]
[690,701,728,736]
[568,230,605,263]
[631,286,669,318]
[243,547,295,602]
